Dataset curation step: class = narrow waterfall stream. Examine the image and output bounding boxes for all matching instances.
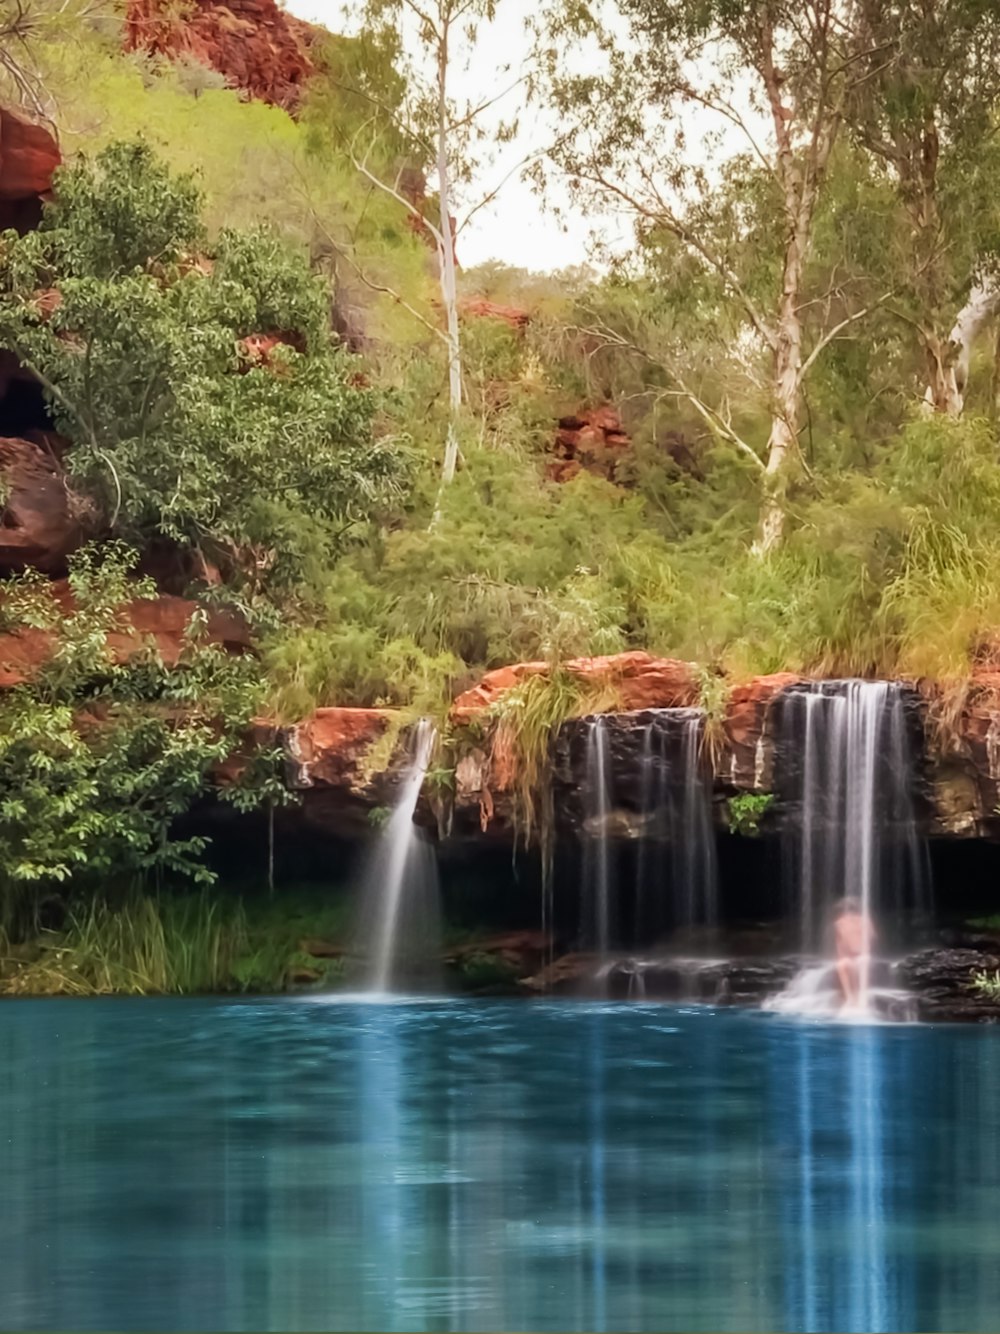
[583,715,613,960]
[357,719,440,993]
[580,709,717,970]
[635,708,718,942]
[768,681,928,1018]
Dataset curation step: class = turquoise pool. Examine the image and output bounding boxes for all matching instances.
[0,997,998,1331]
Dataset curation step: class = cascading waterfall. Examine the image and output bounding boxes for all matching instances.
[635,708,718,942]
[357,718,441,994]
[770,681,928,1016]
[581,709,717,963]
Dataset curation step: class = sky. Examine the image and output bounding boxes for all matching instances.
[284,0,622,272]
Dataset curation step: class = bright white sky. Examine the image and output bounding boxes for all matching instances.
[285,0,625,271]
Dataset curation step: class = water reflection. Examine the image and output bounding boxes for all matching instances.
[0,999,998,1332]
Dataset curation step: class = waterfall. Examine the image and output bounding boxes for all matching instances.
[358,719,440,994]
[635,709,718,943]
[580,709,717,958]
[583,716,613,958]
[771,681,928,1016]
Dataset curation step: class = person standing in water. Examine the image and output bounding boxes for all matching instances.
[834,896,876,1010]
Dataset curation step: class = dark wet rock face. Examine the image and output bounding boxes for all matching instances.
[520,951,804,1003]
[897,939,1000,1023]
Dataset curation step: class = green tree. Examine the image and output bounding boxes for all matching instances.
[0,141,409,590]
[540,0,883,552]
[847,1,1000,414]
[342,0,525,511]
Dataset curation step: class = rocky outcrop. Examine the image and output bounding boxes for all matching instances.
[282,708,421,838]
[721,672,801,791]
[460,298,530,330]
[0,105,60,233]
[452,651,698,722]
[0,582,251,686]
[124,0,314,110]
[549,405,632,483]
[520,950,803,1002]
[285,707,387,792]
[184,651,1000,848]
[897,934,1000,1022]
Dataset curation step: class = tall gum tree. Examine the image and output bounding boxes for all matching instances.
[341,0,523,511]
[541,0,877,552]
[848,0,1000,416]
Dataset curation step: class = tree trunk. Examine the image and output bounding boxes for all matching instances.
[755,341,801,555]
[754,238,805,555]
[923,282,1000,416]
[435,21,462,491]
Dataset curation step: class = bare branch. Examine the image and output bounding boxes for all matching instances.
[799,293,892,379]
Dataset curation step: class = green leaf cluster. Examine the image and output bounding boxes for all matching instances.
[0,543,280,929]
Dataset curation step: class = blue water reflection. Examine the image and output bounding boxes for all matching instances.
[0,998,998,1332]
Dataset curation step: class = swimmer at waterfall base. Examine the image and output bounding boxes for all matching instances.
[834,897,876,1010]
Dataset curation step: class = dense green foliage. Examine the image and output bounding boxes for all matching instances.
[0,142,407,590]
[0,544,279,932]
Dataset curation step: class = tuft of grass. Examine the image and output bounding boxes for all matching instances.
[0,894,250,996]
[0,885,361,996]
[486,668,622,848]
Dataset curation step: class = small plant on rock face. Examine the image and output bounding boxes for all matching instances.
[727,791,774,837]
[971,969,1000,1000]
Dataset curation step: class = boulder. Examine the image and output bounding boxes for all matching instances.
[284,707,389,791]
[282,707,418,839]
[460,298,530,330]
[0,105,60,232]
[720,672,801,791]
[550,404,632,483]
[452,651,699,722]
[897,942,1000,1023]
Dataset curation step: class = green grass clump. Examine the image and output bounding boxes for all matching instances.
[487,668,623,847]
[0,886,360,996]
[0,895,249,996]
[727,792,774,837]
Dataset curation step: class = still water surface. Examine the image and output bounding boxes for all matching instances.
[0,998,998,1332]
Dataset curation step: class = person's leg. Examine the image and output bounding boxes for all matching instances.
[836,956,858,1006]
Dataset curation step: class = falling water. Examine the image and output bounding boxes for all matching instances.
[583,716,613,959]
[581,709,717,960]
[358,718,440,993]
[635,709,718,943]
[774,680,928,1015]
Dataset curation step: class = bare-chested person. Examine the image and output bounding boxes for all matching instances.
[834,896,876,1010]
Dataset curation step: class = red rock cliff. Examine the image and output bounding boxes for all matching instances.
[124,0,315,110]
